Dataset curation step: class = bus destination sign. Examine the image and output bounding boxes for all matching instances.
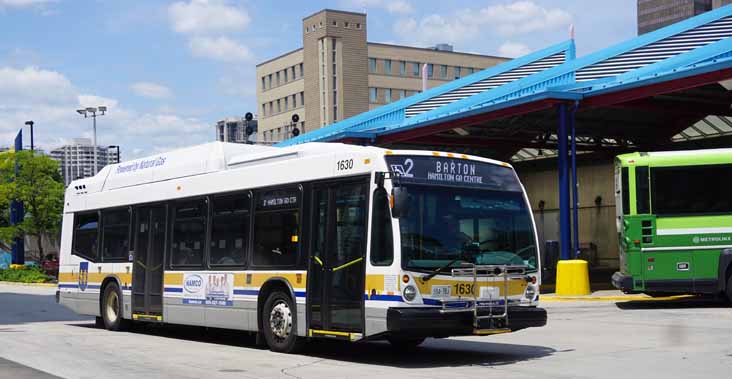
[385,155,521,191]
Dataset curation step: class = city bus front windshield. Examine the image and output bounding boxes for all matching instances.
[399,185,538,272]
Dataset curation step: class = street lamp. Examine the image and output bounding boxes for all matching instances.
[76,106,107,175]
[23,121,34,152]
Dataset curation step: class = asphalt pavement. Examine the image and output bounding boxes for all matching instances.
[0,283,731,379]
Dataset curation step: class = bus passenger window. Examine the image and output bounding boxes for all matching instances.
[73,212,99,261]
[253,188,300,267]
[102,209,130,261]
[210,194,250,266]
[171,199,207,268]
[370,189,393,266]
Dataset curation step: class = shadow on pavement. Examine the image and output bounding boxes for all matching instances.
[616,296,729,310]
[0,292,91,325]
[69,322,555,368]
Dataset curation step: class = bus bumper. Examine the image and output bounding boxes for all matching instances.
[386,306,547,338]
[612,272,635,293]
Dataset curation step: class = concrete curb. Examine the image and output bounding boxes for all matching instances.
[541,294,695,302]
[0,281,57,288]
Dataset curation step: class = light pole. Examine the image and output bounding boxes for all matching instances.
[76,106,107,175]
[23,120,34,152]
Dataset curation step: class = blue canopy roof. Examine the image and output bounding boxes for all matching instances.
[277,5,732,148]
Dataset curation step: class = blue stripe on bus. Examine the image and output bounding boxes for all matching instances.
[164,287,183,293]
[366,294,403,302]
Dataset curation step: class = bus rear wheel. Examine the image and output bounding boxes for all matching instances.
[261,291,303,353]
[101,282,130,331]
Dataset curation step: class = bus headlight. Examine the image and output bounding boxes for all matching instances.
[403,285,417,301]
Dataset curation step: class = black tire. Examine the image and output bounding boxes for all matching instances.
[387,337,426,350]
[261,291,303,353]
[101,282,130,331]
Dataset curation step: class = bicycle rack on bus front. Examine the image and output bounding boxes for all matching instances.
[442,264,527,334]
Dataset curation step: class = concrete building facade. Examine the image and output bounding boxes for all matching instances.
[256,9,507,143]
[49,138,120,186]
[637,0,732,34]
[215,117,258,144]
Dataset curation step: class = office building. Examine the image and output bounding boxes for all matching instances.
[256,9,508,143]
[637,0,729,34]
[215,117,259,144]
[49,138,120,186]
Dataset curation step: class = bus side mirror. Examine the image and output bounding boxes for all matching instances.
[391,186,410,218]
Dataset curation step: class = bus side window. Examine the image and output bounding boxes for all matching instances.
[370,188,393,266]
[253,187,301,267]
[101,208,131,261]
[621,167,630,215]
[210,193,250,267]
[73,212,99,262]
[170,199,208,269]
[636,166,650,214]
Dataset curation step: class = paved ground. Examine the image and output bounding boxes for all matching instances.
[0,284,731,379]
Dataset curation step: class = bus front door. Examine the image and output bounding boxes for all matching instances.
[308,180,368,336]
[131,205,166,319]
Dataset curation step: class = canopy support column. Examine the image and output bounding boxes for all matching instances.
[557,103,571,261]
[570,103,580,259]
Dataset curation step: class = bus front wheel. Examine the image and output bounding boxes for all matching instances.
[101,282,130,331]
[261,291,303,353]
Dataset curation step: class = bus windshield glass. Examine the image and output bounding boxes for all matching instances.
[398,185,537,272]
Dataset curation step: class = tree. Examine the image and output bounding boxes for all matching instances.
[0,150,65,262]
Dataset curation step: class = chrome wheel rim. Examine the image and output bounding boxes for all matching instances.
[105,290,119,323]
[269,301,292,341]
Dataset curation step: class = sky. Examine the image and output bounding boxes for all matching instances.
[0,0,636,160]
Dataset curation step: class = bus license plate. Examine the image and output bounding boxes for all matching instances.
[479,286,500,299]
[431,285,451,298]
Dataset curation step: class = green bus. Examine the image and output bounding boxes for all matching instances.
[612,149,732,301]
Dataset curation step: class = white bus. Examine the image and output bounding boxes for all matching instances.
[57,142,546,352]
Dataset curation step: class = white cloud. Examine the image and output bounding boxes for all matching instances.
[0,0,54,8]
[498,42,532,58]
[168,0,250,35]
[130,82,173,99]
[393,1,571,47]
[0,66,210,159]
[344,0,413,14]
[188,36,252,62]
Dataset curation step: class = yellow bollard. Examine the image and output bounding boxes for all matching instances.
[555,259,591,296]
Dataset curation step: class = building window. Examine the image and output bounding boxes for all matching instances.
[356,23,361,29]
[333,106,337,122]
[369,87,377,103]
[300,91,304,105]
[268,74,272,88]
[261,76,266,90]
[400,61,406,75]
[262,103,266,116]
[284,97,288,111]
[441,65,447,79]
[333,76,337,90]
[292,94,297,108]
[466,67,474,75]
[299,63,304,77]
[384,59,392,74]
[369,58,377,73]
[427,63,434,77]
[284,69,288,82]
[398,89,406,99]
[454,66,461,79]
[332,20,338,26]
[385,88,391,103]
[269,101,273,114]
[276,71,280,86]
[412,62,420,76]
[344,21,349,27]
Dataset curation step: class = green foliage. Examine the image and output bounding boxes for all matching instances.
[0,265,50,283]
[0,150,65,260]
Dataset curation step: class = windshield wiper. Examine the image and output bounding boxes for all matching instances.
[420,257,463,282]
[420,244,481,282]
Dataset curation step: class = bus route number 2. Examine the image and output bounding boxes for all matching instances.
[336,158,354,171]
